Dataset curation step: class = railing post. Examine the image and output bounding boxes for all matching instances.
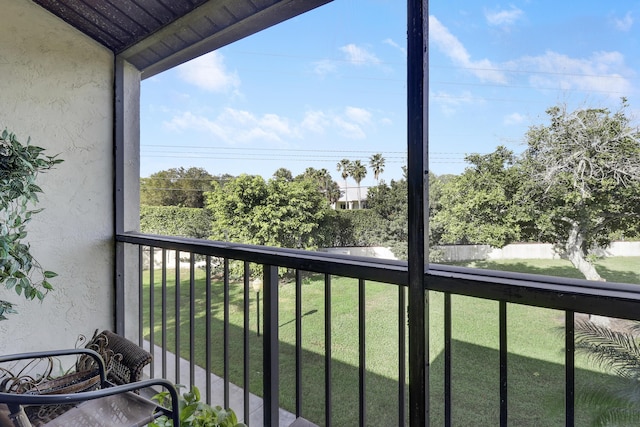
[263,265,279,426]
[407,0,429,426]
[114,56,125,335]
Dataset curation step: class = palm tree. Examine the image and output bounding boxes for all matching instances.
[336,159,351,208]
[348,160,367,209]
[574,318,640,426]
[369,153,386,183]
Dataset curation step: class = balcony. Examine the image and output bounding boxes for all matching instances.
[2,1,639,426]
[116,232,640,426]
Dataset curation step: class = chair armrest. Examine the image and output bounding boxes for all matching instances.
[0,378,180,426]
[0,349,107,387]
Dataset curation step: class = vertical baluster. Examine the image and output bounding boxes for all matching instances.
[162,248,167,380]
[499,301,507,427]
[566,311,575,426]
[243,261,251,425]
[399,284,406,427]
[138,246,144,348]
[224,258,230,408]
[359,278,367,427]
[263,265,280,427]
[189,253,196,389]
[325,274,332,427]
[175,250,181,385]
[444,293,451,427]
[296,270,303,418]
[149,246,155,379]
[205,255,212,405]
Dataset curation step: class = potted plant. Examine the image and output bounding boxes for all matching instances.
[0,129,63,319]
[151,386,247,427]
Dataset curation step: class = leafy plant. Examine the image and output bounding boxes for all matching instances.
[151,386,247,427]
[0,129,63,319]
[575,319,640,426]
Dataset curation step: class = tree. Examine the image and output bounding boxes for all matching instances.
[366,177,408,258]
[434,101,640,281]
[336,158,351,207]
[141,167,218,208]
[520,100,640,281]
[296,167,341,205]
[206,174,330,249]
[367,171,445,261]
[348,160,367,209]
[272,167,293,182]
[432,146,525,247]
[369,153,386,183]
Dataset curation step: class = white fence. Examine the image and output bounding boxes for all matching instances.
[144,242,640,269]
[438,241,640,262]
[322,242,640,263]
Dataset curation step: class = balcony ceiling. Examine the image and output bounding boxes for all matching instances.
[32,0,331,78]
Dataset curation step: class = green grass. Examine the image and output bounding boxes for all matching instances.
[143,257,640,426]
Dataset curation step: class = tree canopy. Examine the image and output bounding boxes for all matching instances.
[295,167,341,205]
[206,174,331,249]
[432,100,640,281]
[369,153,385,182]
[141,167,227,208]
[519,101,640,280]
[432,146,526,247]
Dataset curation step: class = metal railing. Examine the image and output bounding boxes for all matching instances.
[117,232,640,426]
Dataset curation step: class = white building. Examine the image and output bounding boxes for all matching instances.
[333,185,369,210]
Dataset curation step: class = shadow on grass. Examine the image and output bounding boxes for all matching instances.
[144,269,631,426]
[148,312,624,427]
[429,340,625,427]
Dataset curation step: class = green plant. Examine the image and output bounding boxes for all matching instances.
[0,129,63,319]
[151,386,247,427]
[575,319,640,426]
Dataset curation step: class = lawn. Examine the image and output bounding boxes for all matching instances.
[143,257,640,426]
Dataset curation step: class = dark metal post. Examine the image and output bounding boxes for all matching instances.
[114,56,125,335]
[263,265,279,427]
[256,290,261,337]
[407,0,429,426]
[499,301,508,426]
[566,311,575,426]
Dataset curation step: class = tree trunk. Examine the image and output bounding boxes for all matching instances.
[564,221,609,325]
[564,221,603,281]
[344,179,349,209]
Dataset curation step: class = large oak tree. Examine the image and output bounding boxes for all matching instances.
[520,100,640,280]
[434,101,640,281]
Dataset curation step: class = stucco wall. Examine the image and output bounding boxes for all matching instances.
[0,0,116,352]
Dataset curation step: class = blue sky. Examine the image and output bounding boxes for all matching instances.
[141,0,640,189]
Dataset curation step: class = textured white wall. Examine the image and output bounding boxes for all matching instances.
[0,0,116,352]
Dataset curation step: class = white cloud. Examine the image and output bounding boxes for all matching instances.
[613,11,633,31]
[313,59,338,76]
[300,110,330,133]
[333,117,367,139]
[431,90,481,115]
[430,15,634,97]
[383,38,406,55]
[514,50,634,96]
[484,6,524,26]
[504,112,525,125]
[165,106,376,143]
[340,44,382,66]
[177,52,240,92]
[164,108,292,144]
[429,15,507,84]
[345,106,372,124]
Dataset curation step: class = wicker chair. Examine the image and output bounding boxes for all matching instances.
[0,331,179,427]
